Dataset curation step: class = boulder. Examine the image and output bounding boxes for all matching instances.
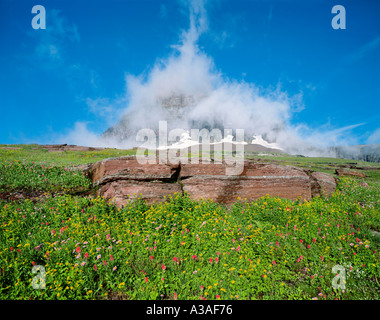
[309,171,337,198]
[179,161,313,205]
[89,156,336,207]
[89,156,180,185]
[99,180,182,208]
[335,168,366,178]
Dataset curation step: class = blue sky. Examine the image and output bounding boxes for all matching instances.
[1,0,379,146]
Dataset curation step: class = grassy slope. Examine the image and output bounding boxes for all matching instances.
[0,144,136,166]
[0,144,379,300]
[245,153,380,182]
[1,143,379,195]
[2,143,380,171]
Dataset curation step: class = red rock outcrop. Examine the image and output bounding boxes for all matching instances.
[38,144,106,152]
[335,168,366,178]
[89,156,336,207]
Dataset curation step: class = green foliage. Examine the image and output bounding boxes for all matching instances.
[0,160,91,193]
[245,153,380,182]
[0,178,379,300]
[0,145,379,300]
[0,144,136,167]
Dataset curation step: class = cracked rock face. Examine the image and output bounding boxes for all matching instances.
[88,156,336,207]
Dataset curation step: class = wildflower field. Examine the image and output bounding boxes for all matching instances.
[0,146,379,300]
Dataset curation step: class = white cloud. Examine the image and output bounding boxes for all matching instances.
[57,122,105,147]
[85,96,127,127]
[60,0,365,156]
[367,127,380,144]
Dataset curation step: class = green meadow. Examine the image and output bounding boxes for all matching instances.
[0,144,379,300]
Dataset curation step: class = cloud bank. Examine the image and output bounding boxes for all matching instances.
[61,0,363,157]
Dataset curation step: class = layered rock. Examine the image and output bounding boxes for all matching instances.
[89,156,336,207]
[335,168,367,178]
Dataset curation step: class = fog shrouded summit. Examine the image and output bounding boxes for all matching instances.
[72,0,358,157]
